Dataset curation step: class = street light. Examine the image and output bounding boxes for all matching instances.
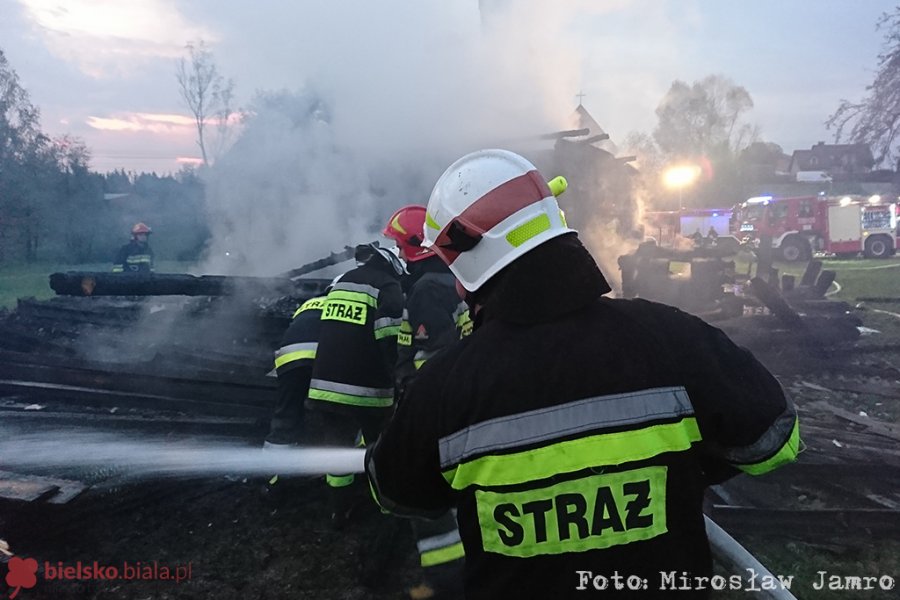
[662,165,702,210]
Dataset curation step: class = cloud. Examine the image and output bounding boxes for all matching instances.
[86,112,195,133]
[17,0,215,77]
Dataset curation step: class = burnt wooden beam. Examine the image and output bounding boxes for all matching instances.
[49,272,330,298]
[749,277,803,328]
[799,260,823,287]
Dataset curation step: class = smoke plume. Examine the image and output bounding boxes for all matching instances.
[200,0,583,276]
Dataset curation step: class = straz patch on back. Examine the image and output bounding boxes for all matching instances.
[476,466,667,557]
[321,299,367,325]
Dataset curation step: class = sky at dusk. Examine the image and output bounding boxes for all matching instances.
[0,0,895,174]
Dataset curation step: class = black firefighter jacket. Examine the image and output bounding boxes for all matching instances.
[396,256,467,391]
[366,234,799,599]
[308,262,404,410]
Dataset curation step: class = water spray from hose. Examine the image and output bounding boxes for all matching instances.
[0,432,366,480]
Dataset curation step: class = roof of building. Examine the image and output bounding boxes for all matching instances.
[789,142,874,172]
[569,104,619,155]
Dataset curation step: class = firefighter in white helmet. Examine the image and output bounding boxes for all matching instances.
[366,149,799,599]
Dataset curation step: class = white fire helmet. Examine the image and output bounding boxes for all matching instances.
[422,149,574,292]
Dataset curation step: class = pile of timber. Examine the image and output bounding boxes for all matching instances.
[617,243,745,317]
[0,274,328,423]
[717,260,861,352]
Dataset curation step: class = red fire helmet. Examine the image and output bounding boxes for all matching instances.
[382,205,433,263]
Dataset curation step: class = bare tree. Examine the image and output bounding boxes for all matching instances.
[211,76,238,161]
[827,8,900,168]
[176,41,236,167]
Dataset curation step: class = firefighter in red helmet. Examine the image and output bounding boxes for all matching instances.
[383,205,469,599]
[113,223,154,273]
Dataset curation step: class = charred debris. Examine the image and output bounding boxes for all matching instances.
[0,240,898,572]
[617,238,862,355]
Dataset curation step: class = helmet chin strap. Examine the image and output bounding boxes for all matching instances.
[456,278,483,318]
[455,279,466,301]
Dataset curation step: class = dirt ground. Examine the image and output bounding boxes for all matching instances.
[2,287,899,599]
[2,474,422,599]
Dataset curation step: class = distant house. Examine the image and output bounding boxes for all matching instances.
[789,142,874,178]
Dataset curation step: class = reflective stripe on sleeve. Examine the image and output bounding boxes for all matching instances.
[418,530,465,567]
[308,379,393,407]
[273,342,317,369]
[326,473,355,488]
[730,413,801,475]
[374,316,402,340]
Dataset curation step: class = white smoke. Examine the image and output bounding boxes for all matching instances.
[200,0,585,276]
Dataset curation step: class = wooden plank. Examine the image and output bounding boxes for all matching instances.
[750,277,803,327]
[45,479,88,505]
[0,378,271,419]
[808,401,900,443]
[0,471,60,502]
[800,260,823,287]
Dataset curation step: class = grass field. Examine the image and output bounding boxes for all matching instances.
[0,261,197,309]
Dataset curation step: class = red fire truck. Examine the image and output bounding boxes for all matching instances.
[730,195,898,261]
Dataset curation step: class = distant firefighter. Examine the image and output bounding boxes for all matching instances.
[113,223,154,273]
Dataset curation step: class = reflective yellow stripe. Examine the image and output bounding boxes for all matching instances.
[274,349,316,369]
[327,289,377,307]
[425,211,441,230]
[326,473,355,488]
[368,479,390,514]
[125,255,152,263]
[292,296,326,318]
[442,418,701,490]
[308,388,393,408]
[390,213,407,235]
[112,266,124,272]
[374,325,401,340]
[454,306,473,338]
[398,314,413,346]
[414,359,426,370]
[736,416,800,475]
[420,541,465,567]
[505,214,551,247]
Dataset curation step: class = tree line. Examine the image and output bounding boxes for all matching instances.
[0,49,208,266]
[5,3,900,267]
